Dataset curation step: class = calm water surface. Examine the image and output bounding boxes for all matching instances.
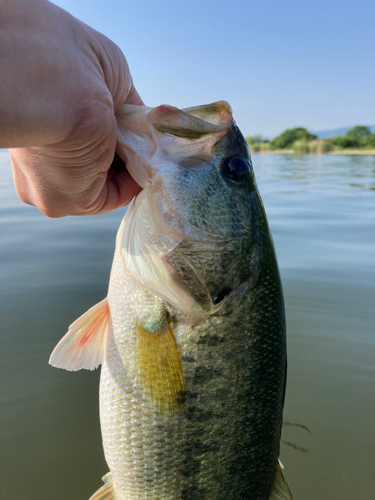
[1,150,374,499]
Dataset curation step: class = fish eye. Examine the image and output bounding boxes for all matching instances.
[221,155,251,184]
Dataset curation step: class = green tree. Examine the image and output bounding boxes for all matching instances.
[345,126,371,141]
[345,126,371,147]
[328,126,373,149]
[327,136,356,148]
[271,127,317,149]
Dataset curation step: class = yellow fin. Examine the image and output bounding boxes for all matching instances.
[137,310,185,415]
[49,298,110,371]
[89,472,116,500]
[269,463,293,500]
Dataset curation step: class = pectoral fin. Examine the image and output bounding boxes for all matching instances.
[269,463,293,500]
[137,309,185,415]
[49,298,110,371]
[89,472,116,500]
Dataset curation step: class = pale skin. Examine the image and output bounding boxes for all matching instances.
[0,0,143,217]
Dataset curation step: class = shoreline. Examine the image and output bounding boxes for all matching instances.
[251,149,375,156]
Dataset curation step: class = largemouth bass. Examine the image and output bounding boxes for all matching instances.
[50,101,292,500]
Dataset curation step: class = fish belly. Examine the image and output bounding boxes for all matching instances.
[100,227,286,499]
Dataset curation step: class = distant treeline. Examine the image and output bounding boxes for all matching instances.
[246,126,375,153]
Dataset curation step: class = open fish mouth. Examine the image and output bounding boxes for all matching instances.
[116,101,234,190]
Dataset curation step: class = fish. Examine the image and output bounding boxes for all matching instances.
[49,101,292,500]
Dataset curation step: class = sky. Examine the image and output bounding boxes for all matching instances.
[54,0,375,138]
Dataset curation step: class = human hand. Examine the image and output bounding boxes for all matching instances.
[2,0,143,217]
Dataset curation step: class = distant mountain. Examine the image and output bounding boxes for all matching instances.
[314,125,375,139]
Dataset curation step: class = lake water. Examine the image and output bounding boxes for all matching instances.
[1,149,374,500]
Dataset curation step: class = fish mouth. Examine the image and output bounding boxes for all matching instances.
[116,101,234,190]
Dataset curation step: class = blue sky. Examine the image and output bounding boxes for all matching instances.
[54,0,375,137]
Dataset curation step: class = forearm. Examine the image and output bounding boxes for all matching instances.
[0,0,107,148]
[4,0,142,217]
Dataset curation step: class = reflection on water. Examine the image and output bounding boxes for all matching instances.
[254,153,375,194]
[1,150,375,499]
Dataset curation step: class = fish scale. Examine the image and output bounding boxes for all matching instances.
[49,101,292,500]
[99,207,286,499]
